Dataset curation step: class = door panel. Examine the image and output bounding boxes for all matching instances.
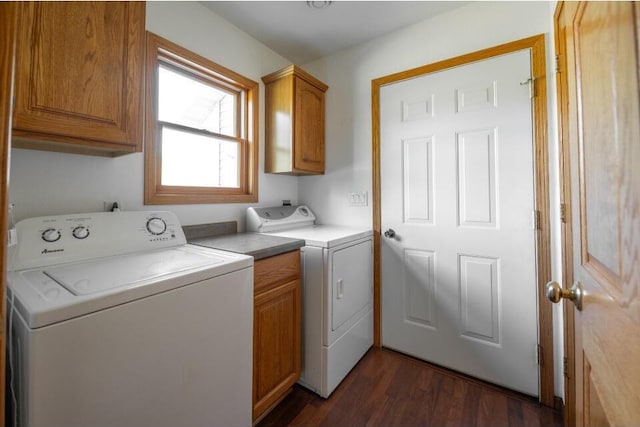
[576,2,629,287]
[380,49,539,396]
[459,255,499,344]
[403,137,433,223]
[404,249,436,327]
[456,128,497,227]
[556,1,640,425]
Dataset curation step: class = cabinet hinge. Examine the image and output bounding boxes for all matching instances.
[560,203,567,224]
[563,356,569,378]
[555,55,560,73]
[537,344,543,365]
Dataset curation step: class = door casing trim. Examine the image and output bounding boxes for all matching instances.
[0,1,17,417]
[371,34,554,406]
[554,2,576,424]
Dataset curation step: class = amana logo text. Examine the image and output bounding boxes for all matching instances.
[41,248,64,254]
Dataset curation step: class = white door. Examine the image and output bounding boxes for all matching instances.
[380,50,539,396]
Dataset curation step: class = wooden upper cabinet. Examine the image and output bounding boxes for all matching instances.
[262,65,328,175]
[12,2,145,156]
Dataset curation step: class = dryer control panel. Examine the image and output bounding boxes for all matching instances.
[9,211,186,271]
[246,205,316,232]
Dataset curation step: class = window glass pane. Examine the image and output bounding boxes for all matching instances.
[158,64,237,137]
[161,127,239,188]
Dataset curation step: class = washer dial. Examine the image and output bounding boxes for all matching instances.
[42,228,61,243]
[146,217,167,235]
[72,226,90,239]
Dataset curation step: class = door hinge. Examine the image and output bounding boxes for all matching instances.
[555,55,560,73]
[534,209,541,230]
[560,203,567,223]
[537,344,543,365]
[563,356,569,378]
[520,77,535,99]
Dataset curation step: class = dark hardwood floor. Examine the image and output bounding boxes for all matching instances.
[258,348,562,427]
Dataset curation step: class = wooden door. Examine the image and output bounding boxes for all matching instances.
[380,49,540,396]
[555,2,640,425]
[0,3,17,426]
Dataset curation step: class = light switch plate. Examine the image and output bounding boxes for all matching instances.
[347,191,368,207]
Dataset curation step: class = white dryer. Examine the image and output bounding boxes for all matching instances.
[7,211,253,427]
[247,206,373,397]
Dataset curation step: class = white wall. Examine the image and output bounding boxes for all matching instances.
[300,1,565,398]
[9,1,297,228]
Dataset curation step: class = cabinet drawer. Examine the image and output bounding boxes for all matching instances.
[254,251,300,294]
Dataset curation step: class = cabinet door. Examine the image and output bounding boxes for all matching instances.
[12,2,145,155]
[294,77,325,173]
[253,279,301,420]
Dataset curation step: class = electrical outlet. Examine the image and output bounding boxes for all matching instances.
[347,191,368,207]
[103,201,122,212]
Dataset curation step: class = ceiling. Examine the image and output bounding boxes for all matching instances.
[201,1,472,64]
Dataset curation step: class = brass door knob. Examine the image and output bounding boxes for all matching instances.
[384,229,396,238]
[546,281,583,311]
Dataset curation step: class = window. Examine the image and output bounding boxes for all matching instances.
[144,32,258,204]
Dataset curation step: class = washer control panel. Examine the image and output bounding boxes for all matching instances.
[9,211,186,271]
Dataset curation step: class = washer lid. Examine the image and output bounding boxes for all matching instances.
[9,245,253,329]
[43,247,223,296]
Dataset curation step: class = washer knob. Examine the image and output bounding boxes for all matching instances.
[146,217,167,235]
[42,228,61,243]
[72,226,90,239]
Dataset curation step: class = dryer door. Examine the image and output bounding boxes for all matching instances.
[329,238,373,334]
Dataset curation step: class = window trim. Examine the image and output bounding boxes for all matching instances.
[144,32,258,204]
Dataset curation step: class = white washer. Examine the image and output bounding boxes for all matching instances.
[247,206,373,398]
[7,211,253,427]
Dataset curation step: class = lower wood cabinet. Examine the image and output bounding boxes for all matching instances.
[253,251,301,422]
